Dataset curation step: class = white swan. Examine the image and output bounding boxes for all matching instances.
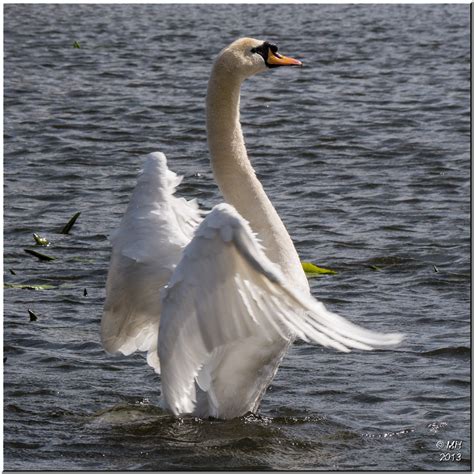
[101,38,403,419]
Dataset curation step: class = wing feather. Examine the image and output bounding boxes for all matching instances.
[101,152,202,373]
[158,203,403,416]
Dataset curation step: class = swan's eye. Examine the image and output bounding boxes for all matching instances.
[251,43,269,58]
[251,42,279,58]
[251,42,282,68]
[268,43,278,54]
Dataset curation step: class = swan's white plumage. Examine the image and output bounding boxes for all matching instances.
[101,38,403,419]
[101,152,201,373]
[102,152,403,418]
[157,202,403,417]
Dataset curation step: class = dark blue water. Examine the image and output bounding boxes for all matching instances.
[3,4,470,471]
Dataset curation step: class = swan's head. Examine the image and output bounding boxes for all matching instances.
[214,38,302,79]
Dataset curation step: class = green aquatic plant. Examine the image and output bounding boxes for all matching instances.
[24,249,56,261]
[368,265,381,271]
[73,41,81,49]
[301,261,337,276]
[4,283,56,290]
[33,233,50,246]
[28,309,38,321]
[60,211,81,234]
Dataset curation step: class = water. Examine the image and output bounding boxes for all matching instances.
[3,4,470,471]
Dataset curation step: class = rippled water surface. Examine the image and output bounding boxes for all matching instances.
[4,4,470,471]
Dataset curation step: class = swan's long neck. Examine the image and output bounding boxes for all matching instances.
[206,66,309,291]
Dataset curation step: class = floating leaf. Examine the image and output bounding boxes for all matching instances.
[24,249,56,261]
[368,265,381,271]
[9,269,16,275]
[4,283,55,290]
[83,288,88,297]
[60,211,81,234]
[33,233,50,246]
[73,41,81,49]
[433,265,439,273]
[28,309,38,321]
[301,261,337,276]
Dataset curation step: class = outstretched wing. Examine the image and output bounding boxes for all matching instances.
[158,203,403,415]
[101,152,202,373]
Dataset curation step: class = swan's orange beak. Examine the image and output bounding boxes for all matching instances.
[266,49,302,67]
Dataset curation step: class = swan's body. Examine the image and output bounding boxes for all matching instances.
[101,38,403,419]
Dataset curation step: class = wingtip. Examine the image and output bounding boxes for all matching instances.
[371,331,405,349]
[140,152,168,176]
[212,202,240,217]
[390,332,405,345]
[146,151,167,163]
